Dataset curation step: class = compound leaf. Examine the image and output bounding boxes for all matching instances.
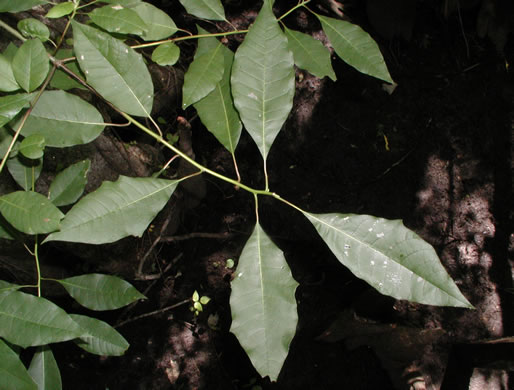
[231,2,295,161]
[132,2,177,41]
[57,273,145,310]
[0,291,83,348]
[70,314,129,356]
[49,159,90,207]
[284,26,336,81]
[28,346,62,390]
[0,339,37,390]
[305,212,473,308]
[0,191,63,234]
[316,15,393,83]
[72,21,153,117]
[178,0,225,21]
[89,4,147,35]
[230,223,298,381]
[44,176,178,244]
[12,39,49,92]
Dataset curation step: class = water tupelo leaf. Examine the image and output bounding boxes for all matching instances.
[89,4,148,35]
[305,212,473,308]
[12,39,49,92]
[46,2,75,18]
[131,2,177,41]
[19,134,45,160]
[48,159,90,207]
[0,339,37,390]
[0,54,20,92]
[6,155,42,191]
[316,14,393,83]
[28,346,62,390]
[230,223,298,381]
[57,273,145,310]
[178,0,225,21]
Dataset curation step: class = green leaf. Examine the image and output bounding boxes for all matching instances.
[70,314,129,356]
[0,93,32,127]
[12,39,49,92]
[72,21,153,117]
[0,54,20,92]
[28,346,62,390]
[0,280,21,293]
[283,26,336,81]
[194,34,242,155]
[0,126,13,156]
[0,222,15,240]
[57,273,145,310]
[305,213,473,308]
[230,223,298,381]
[151,42,180,66]
[100,0,142,6]
[0,0,45,12]
[49,160,90,207]
[0,339,37,390]
[50,49,86,91]
[0,291,84,348]
[17,18,50,42]
[182,43,225,108]
[178,0,225,21]
[231,2,295,161]
[46,2,75,18]
[19,134,45,160]
[6,156,42,191]
[316,15,393,83]
[89,4,147,35]
[192,290,199,302]
[3,43,18,62]
[0,191,63,234]
[199,296,210,305]
[131,2,177,41]
[44,176,178,244]
[19,90,104,147]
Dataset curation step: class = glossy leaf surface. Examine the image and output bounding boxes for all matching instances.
[12,39,49,92]
[284,26,336,81]
[132,2,177,41]
[178,0,225,21]
[0,93,32,127]
[28,346,62,390]
[231,2,295,160]
[6,156,42,191]
[45,176,178,244]
[48,159,90,207]
[71,314,129,356]
[230,223,298,381]
[0,54,19,92]
[0,291,83,348]
[0,191,63,234]
[0,339,37,390]
[17,18,49,42]
[182,43,224,108]
[72,21,153,117]
[305,212,472,307]
[19,90,104,147]
[57,273,145,310]
[89,4,147,35]
[317,15,392,83]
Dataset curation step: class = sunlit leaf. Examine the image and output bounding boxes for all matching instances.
[316,15,392,83]
[6,156,42,191]
[57,273,145,310]
[12,39,49,92]
[19,134,45,160]
[0,339,37,390]
[178,0,225,21]
[71,314,129,356]
[49,160,90,207]
[305,212,473,308]
[182,42,224,108]
[283,26,336,81]
[0,191,63,234]
[46,2,75,18]
[19,90,104,147]
[0,54,20,92]
[231,2,295,162]
[28,346,62,390]
[0,0,45,12]
[230,223,298,381]
[50,49,86,91]
[45,176,178,244]
[132,2,177,41]
[151,42,180,66]
[17,18,50,42]
[72,21,153,117]
[0,291,83,348]
[0,93,32,127]
[89,4,147,35]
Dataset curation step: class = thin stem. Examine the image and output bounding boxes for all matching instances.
[130,30,248,50]
[254,193,260,224]
[54,3,78,55]
[232,153,241,183]
[278,0,311,21]
[34,241,41,297]
[0,19,26,42]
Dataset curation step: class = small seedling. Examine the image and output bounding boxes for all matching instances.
[191,290,211,316]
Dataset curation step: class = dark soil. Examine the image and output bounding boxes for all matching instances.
[2,1,513,389]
